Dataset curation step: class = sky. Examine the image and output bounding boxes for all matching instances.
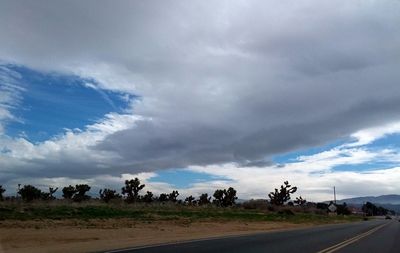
[1,0,400,202]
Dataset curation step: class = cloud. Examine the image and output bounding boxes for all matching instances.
[0,65,25,134]
[346,122,400,147]
[0,113,141,179]
[3,132,400,202]
[187,145,400,201]
[0,0,400,198]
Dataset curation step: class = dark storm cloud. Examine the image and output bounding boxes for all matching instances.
[0,0,400,178]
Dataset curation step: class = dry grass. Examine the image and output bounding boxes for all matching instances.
[0,219,312,253]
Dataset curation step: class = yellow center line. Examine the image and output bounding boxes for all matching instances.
[316,222,389,253]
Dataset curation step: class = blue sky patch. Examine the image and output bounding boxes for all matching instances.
[1,65,131,142]
[366,133,400,149]
[331,161,397,172]
[149,169,232,188]
[272,140,347,164]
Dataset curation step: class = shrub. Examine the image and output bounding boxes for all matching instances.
[142,191,154,203]
[0,185,5,201]
[278,209,295,216]
[99,188,121,203]
[242,199,268,210]
[294,196,306,206]
[337,202,351,215]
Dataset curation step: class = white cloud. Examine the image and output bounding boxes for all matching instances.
[0,65,24,134]
[0,112,142,178]
[185,141,400,201]
[3,133,400,201]
[346,121,400,147]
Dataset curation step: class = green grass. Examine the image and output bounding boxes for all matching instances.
[0,202,362,224]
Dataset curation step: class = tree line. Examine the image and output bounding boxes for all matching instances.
[0,179,304,207]
[362,201,391,216]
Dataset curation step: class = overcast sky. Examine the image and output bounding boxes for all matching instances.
[1,0,400,201]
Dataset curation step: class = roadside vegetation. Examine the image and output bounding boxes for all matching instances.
[0,180,373,223]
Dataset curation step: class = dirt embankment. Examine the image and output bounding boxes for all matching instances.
[0,219,309,253]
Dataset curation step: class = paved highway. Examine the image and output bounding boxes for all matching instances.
[105,219,399,253]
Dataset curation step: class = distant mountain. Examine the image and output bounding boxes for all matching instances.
[337,194,400,213]
[338,194,400,205]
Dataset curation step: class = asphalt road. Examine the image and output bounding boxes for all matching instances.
[105,219,399,253]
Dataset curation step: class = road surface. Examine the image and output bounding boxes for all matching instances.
[105,219,399,253]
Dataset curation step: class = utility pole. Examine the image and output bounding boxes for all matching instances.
[333,186,336,204]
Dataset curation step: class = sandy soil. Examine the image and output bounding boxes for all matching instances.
[0,219,310,253]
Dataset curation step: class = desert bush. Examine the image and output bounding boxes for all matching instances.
[316,202,328,210]
[277,209,295,216]
[99,188,121,203]
[142,191,154,203]
[294,196,307,206]
[314,209,328,215]
[242,199,268,210]
[0,185,5,201]
[362,202,389,216]
[337,202,351,215]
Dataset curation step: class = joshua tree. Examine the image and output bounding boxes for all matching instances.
[73,184,91,202]
[41,187,59,200]
[294,196,306,206]
[121,178,145,203]
[213,187,238,207]
[268,181,297,206]
[99,188,121,203]
[184,195,196,205]
[168,190,179,202]
[213,189,225,206]
[158,193,168,202]
[142,191,154,203]
[18,185,42,202]
[0,185,5,201]
[49,187,58,200]
[223,187,238,206]
[198,193,211,205]
[62,185,77,199]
